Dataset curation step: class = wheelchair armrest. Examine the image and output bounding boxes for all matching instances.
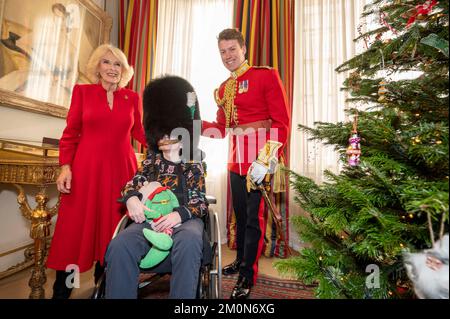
[206,195,217,205]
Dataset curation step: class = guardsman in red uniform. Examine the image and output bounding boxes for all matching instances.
[202,28,291,299]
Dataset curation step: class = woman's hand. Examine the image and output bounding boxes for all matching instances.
[126,196,150,224]
[152,212,181,232]
[56,164,72,193]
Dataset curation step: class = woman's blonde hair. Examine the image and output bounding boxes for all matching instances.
[85,44,134,88]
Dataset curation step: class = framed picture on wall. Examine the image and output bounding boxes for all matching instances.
[0,0,112,118]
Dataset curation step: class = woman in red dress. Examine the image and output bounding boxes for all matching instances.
[46,44,147,298]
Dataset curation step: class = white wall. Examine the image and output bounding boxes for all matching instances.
[0,0,116,274]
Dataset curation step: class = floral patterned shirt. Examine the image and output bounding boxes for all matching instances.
[121,151,208,222]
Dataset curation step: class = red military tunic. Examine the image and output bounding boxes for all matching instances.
[202,61,290,175]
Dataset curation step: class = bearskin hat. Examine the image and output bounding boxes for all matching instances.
[143,75,202,161]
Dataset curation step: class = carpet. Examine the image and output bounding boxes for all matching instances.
[222,274,316,299]
[138,273,316,299]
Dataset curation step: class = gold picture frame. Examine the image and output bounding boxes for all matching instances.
[0,0,112,118]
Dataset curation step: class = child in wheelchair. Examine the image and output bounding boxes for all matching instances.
[104,75,208,299]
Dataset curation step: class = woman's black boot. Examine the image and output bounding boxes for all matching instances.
[51,270,73,299]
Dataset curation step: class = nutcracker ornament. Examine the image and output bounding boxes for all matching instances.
[378,49,389,103]
[346,115,361,167]
[378,80,388,103]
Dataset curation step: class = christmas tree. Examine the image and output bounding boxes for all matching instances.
[275,0,448,299]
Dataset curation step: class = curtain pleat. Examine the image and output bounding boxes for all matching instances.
[119,0,158,152]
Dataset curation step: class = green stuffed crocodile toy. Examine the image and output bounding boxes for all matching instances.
[139,181,180,268]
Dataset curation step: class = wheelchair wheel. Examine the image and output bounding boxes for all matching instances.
[197,264,210,299]
[197,209,222,299]
[207,211,222,299]
[90,272,106,299]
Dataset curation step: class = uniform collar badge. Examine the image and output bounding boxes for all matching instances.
[231,60,250,79]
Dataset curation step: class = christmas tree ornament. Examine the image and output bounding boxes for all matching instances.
[396,279,411,296]
[378,49,388,103]
[416,13,426,20]
[348,71,361,92]
[346,115,361,167]
[407,0,438,27]
[403,210,449,299]
[377,49,389,103]
[403,234,449,299]
[346,134,361,166]
[431,13,446,21]
[378,80,388,102]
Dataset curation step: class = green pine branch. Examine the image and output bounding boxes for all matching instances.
[277,0,449,298]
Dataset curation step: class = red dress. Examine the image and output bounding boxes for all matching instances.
[46,83,147,273]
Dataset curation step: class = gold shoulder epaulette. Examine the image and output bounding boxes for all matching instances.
[253,65,272,70]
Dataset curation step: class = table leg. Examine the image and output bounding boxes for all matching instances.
[14,185,59,299]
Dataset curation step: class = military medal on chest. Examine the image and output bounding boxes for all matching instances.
[214,61,251,128]
[238,80,249,94]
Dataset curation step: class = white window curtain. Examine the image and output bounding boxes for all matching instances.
[290,0,368,249]
[153,0,233,243]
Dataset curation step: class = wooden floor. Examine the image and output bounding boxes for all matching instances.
[0,244,292,299]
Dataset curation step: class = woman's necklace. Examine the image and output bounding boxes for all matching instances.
[106,91,114,109]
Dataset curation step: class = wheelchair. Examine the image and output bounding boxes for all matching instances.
[91,195,222,299]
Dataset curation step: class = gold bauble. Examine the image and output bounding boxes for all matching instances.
[416,13,427,20]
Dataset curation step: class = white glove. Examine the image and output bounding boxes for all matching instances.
[248,140,282,186]
[248,158,278,185]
